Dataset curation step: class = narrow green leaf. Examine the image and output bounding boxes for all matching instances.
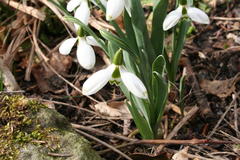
[100,30,135,56]
[152,55,166,76]
[130,0,155,64]
[179,73,186,116]
[128,98,154,139]
[123,10,139,55]
[169,19,190,82]
[107,41,118,60]
[131,96,151,124]
[48,0,71,16]
[152,72,168,133]
[151,0,168,55]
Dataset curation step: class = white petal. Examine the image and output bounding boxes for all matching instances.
[82,65,115,95]
[163,6,183,31]
[74,1,90,25]
[59,38,77,55]
[124,0,131,17]
[86,36,100,47]
[120,67,148,99]
[77,38,96,70]
[106,0,125,21]
[67,0,82,12]
[187,7,210,24]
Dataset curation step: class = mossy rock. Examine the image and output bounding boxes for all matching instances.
[0,95,103,160]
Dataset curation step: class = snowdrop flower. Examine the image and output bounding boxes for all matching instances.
[163,3,210,31]
[106,0,131,21]
[82,50,148,99]
[67,0,90,30]
[59,36,99,70]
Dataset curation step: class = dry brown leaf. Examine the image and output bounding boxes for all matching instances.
[200,74,240,98]
[172,147,189,160]
[94,101,132,119]
[32,52,72,93]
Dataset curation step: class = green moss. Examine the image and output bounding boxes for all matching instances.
[0,95,56,160]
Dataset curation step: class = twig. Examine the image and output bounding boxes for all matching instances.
[155,106,199,154]
[32,20,49,62]
[0,90,25,94]
[137,139,235,145]
[39,99,126,129]
[38,0,75,32]
[75,129,133,160]
[211,16,240,21]
[98,142,135,155]
[2,0,46,21]
[47,152,73,157]
[72,123,136,142]
[207,94,237,138]
[24,45,35,81]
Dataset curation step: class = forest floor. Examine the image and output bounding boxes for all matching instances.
[0,0,239,159]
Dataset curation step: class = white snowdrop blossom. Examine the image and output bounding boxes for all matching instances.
[59,36,99,70]
[163,5,210,31]
[82,64,148,99]
[106,0,131,21]
[67,0,90,30]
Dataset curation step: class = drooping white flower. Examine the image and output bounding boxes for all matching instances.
[163,5,210,31]
[82,64,148,99]
[77,38,96,70]
[59,36,99,70]
[74,0,90,25]
[66,0,90,30]
[106,0,131,21]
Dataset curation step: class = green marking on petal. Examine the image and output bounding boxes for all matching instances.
[182,7,187,15]
[111,66,120,79]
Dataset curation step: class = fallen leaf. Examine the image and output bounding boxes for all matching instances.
[200,73,240,98]
[172,147,189,160]
[94,101,131,119]
[32,52,72,93]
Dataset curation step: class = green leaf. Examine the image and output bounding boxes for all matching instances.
[130,0,155,64]
[131,96,151,124]
[152,55,166,76]
[107,41,118,61]
[48,0,71,16]
[100,30,135,56]
[179,73,186,116]
[128,98,154,139]
[152,72,168,133]
[169,19,190,82]
[151,0,168,55]
[123,10,139,55]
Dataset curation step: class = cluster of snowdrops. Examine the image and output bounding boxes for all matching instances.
[58,0,210,139]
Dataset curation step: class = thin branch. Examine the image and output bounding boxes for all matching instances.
[2,0,46,21]
[75,129,133,160]
[72,123,136,142]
